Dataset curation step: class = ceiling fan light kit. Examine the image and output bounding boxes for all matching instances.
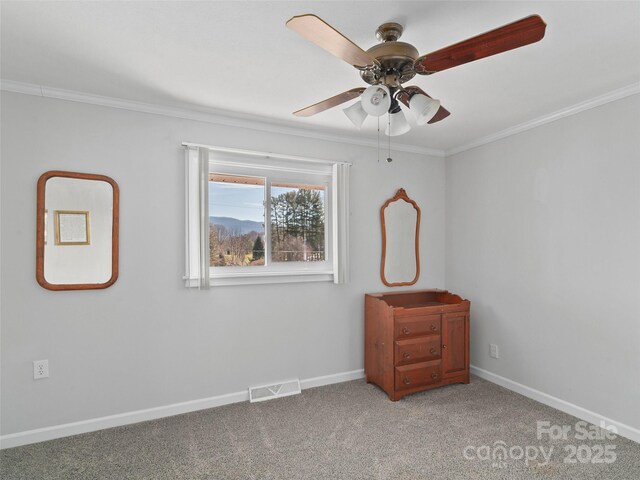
[343,100,368,129]
[409,94,441,125]
[286,13,546,137]
[386,109,411,137]
[361,85,392,117]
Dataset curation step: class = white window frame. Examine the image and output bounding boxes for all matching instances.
[184,143,350,287]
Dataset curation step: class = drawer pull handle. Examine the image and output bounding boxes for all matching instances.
[403,352,410,359]
[402,327,410,335]
[403,377,411,385]
[430,348,437,355]
[431,373,439,379]
[430,324,437,331]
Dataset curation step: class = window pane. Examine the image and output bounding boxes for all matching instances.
[270,183,325,262]
[209,174,265,267]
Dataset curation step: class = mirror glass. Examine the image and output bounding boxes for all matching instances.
[37,171,119,290]
[381,189,420,287]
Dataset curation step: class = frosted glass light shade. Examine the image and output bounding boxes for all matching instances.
[343,101,368,129]
[385,109,411,136]
[361,85,391,117]
[409,93,441,125]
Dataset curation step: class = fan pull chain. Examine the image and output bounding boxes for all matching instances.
[377,116,380,163]
[387,114,392,163]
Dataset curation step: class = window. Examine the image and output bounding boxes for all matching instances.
[209,174,266,267]
[270,182,326,263]
[184,144,349,287]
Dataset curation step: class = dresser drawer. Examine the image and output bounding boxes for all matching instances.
[395,361,442,391]
[394,314,441,339]
[395,336,441,365]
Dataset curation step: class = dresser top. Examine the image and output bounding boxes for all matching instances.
[366,289,468,310]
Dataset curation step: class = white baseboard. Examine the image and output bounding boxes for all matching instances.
[300,368,364,389]
[11,366,635,449]
[0,368,365,450]
[471,365,640,444]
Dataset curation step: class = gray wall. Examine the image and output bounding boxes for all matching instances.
[5,89,639,438]
[0,92,446,435]
[446,95,640,430]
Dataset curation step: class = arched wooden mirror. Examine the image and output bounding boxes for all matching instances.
[380,188,420,287]
[36,171,119,290]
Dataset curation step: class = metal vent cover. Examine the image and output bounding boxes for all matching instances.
[249,379,301,403]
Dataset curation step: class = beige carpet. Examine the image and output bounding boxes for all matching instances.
[1,376,639,479]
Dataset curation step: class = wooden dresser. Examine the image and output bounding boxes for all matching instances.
[365,289,470,401]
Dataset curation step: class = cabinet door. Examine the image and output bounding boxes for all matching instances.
[442,313,468,378]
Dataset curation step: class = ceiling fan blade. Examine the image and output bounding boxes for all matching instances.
[286,14,379,69]
[293,88,366,117]
[397,86,451,124]
[414,15,546,75]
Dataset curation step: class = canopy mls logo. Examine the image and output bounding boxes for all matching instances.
[463,420,618,469]
[463,442,554,469]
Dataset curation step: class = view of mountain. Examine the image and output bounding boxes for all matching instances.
[210,216,264,235]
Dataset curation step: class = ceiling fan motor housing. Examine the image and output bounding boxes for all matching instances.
[361,23,419,86]
[361,42,419,86]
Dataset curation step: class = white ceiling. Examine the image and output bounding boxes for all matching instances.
[2,1,639,152]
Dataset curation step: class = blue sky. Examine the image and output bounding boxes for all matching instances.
[209,182,264,222]
[209,182,326,222]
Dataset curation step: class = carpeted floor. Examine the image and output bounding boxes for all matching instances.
[1,376,639,479]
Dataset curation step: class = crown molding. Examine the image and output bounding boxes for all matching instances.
[446,82,640,156]
[0,79,446,158]
[3,79,638,159]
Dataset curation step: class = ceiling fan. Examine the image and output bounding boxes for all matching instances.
[286,14,546,136]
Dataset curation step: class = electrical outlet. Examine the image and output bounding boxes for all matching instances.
[490,344,499,359]
[33,359,49,380]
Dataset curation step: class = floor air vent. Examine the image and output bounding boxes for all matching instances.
[249,379,301,403]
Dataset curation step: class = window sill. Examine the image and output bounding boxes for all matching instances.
[184,270,335,287]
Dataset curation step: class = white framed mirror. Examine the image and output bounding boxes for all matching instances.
[380,188,420,287]
[36,171,119,291]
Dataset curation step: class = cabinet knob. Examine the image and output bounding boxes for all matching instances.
[442,344,447,349]
[403,352,410,359]
[403,377,411,385]
[430,324,437,331]
[431,373,439,379]
[430,348,437,355]
[402,327,410,335]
